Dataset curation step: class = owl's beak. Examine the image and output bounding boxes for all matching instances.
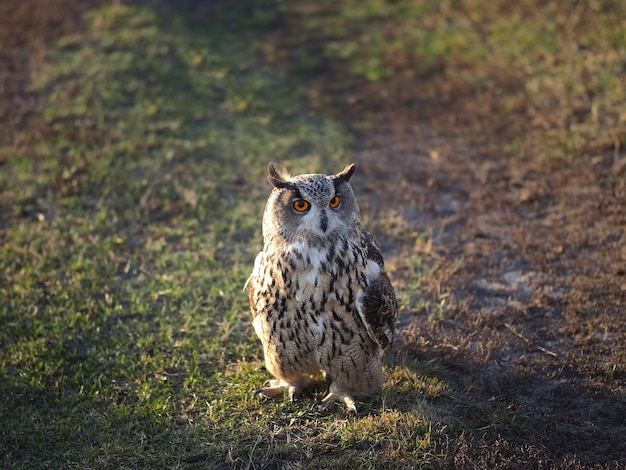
[319,210,328,233]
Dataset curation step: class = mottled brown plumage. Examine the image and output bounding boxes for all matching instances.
[246,163,397,413]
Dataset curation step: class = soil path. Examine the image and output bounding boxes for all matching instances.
[350,84,626,464]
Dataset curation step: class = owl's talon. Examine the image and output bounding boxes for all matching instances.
[345,401,358,416]
[341,396,358,416]
[255,379,302,401]
[254,389,272,400]
[317,390,358,415]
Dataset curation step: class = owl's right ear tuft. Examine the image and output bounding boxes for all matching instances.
[267,162,294,189]
[333,163,356,187]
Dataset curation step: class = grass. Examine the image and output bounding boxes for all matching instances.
[2,0,624,468]
[0,3,446,468]
[274,0,626,160]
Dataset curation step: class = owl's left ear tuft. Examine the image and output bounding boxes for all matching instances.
[333,163,356,186]
[267,162,294,189]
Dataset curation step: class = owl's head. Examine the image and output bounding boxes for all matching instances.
[262,163,360,244]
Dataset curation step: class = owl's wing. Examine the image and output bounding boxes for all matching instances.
[357,230,398,351]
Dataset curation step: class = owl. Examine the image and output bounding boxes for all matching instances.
[246,163,397,413]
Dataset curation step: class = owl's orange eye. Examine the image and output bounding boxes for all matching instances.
[329,195,341,209]
[292,199,310,212]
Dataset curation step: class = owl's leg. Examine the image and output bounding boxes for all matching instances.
[317,384,358,415]
[255,379,301,402]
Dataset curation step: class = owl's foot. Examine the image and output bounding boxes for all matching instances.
[254,379,300,402]
[317,390,358,415]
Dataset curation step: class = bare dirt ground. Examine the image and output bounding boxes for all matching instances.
[3,1,624,468]
[346,78,626,466]
[282,12,626,461]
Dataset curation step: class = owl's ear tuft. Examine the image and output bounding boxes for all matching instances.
[267,162,294,189]
[333,163,356,187]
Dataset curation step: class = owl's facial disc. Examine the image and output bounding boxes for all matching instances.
[287,192,340,237]
[297,200,345,238]
[291,197,332,233]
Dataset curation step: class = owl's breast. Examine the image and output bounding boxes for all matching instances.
[288,242,353,297]
[249,237,388,382]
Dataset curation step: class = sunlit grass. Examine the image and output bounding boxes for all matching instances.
[0,4,443,468]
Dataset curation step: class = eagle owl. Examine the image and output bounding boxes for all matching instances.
[246,163,397,413]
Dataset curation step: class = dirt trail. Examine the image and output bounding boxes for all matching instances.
[351,85,626,464]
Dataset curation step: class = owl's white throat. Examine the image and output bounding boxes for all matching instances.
[288,241,332,302]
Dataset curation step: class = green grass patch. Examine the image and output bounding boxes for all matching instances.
[275,0,626,159]
[0,4,446,468]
